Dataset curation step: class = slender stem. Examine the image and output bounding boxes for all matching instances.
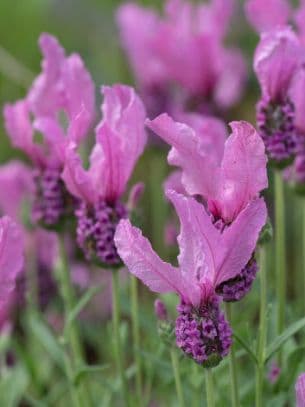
[112,271,129,406]
[57,236,89,407]
[274,171,286,365]
[256,247,267,407]
[170,348,185,407]
[130,276,142,404]
[205,369,215,407]
[225,303,240,407]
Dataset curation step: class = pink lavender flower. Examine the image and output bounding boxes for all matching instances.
[147,115,268,301]
[296,373,305,407]
[254,28,302,164]
[3,33,95,228]
[117,0,246,116]
[62,85,147,266]
[115,190,267,366]
[267,361,281,384]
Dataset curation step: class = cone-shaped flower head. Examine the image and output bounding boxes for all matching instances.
[3,33,95,228]
[115,191,267,366]
[147,115,268,301]
[62,85,147,266]
[0,216,24,307]
[116,0,246,115]
[296,373,305,407]
[254,27,301,164]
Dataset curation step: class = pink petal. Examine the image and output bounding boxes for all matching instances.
[163,171,187,196]
[61,54,95,141]
[146,113,221,198]
[0,217,24,305]
[296,373,305,407]
[245,0,290,33]
[3,101,42,165]
[213,48,247,109]
[290,65,305,134]
[210,121,268,222]
[116,3,167,88]
[114,219,183,295]
[33,117,66,163]
[167,190,221,305]
[198,0,235,39]
[61,143,95,203]
[28,33,65,118]
[0,161,34,221]
[295,1,305,45]
[92,85,147,201]
[215,198,267,286]
[254,27,301,100]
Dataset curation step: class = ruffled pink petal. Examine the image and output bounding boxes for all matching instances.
[296,373,305,407]
[167,190,221,305]
[61,54,95,141]
[163,171,187,196]
[210,121,268,222]
[254,27,301,101]
[3,100,42,165]
[0,217,24,305]
[33,117,66,163]
[61,143,95,203]
[290,65,305,134]
[245,0,290,33]
[0,161,34,221]
[28,33,65,118]
[116,3,167,88]
[91,85,147,201]
[198,0,235,39]
[295,1,305,46]
[114,219,183,295]
[147,113,221,198]
[215,198,267,286]
[213,48,247,109]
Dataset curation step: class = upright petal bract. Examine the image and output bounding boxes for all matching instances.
[0,217,24,305]
[211,121,268,222]
[146,113,221,198]
[296,373,305,407]
[254,28,301,101]
[114,219,183,295]
[245,0,290,33]
[215,198,267,285]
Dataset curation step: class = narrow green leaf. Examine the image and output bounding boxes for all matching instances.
[65,284,104,334]
[233,332,258,365]
[27,313,65,370]
[265,317,305,362]
[74,364,110,385]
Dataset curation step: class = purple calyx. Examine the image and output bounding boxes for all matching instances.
[175,297,232,367]
[32,166,73,227]
[76,199,127,266]
[257,97,297,163]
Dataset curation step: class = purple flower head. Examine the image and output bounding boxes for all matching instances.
[3,33,95,228]
[245,0,291,33]
[254,28,302,164]
[117,0,246,115]
[296,373,305,407]
[115,190,267,365]
[147,115,267,301]
[0,217,24,308]
[62,85,147,266]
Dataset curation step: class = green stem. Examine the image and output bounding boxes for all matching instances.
[274,171,286,365]
[256,247,267,407]
[225,304,240,407]
[112,271,129,406]
[170,348,185,407]
[205,369,215,407]
[130,276,142,403]
[57,236,89,406]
